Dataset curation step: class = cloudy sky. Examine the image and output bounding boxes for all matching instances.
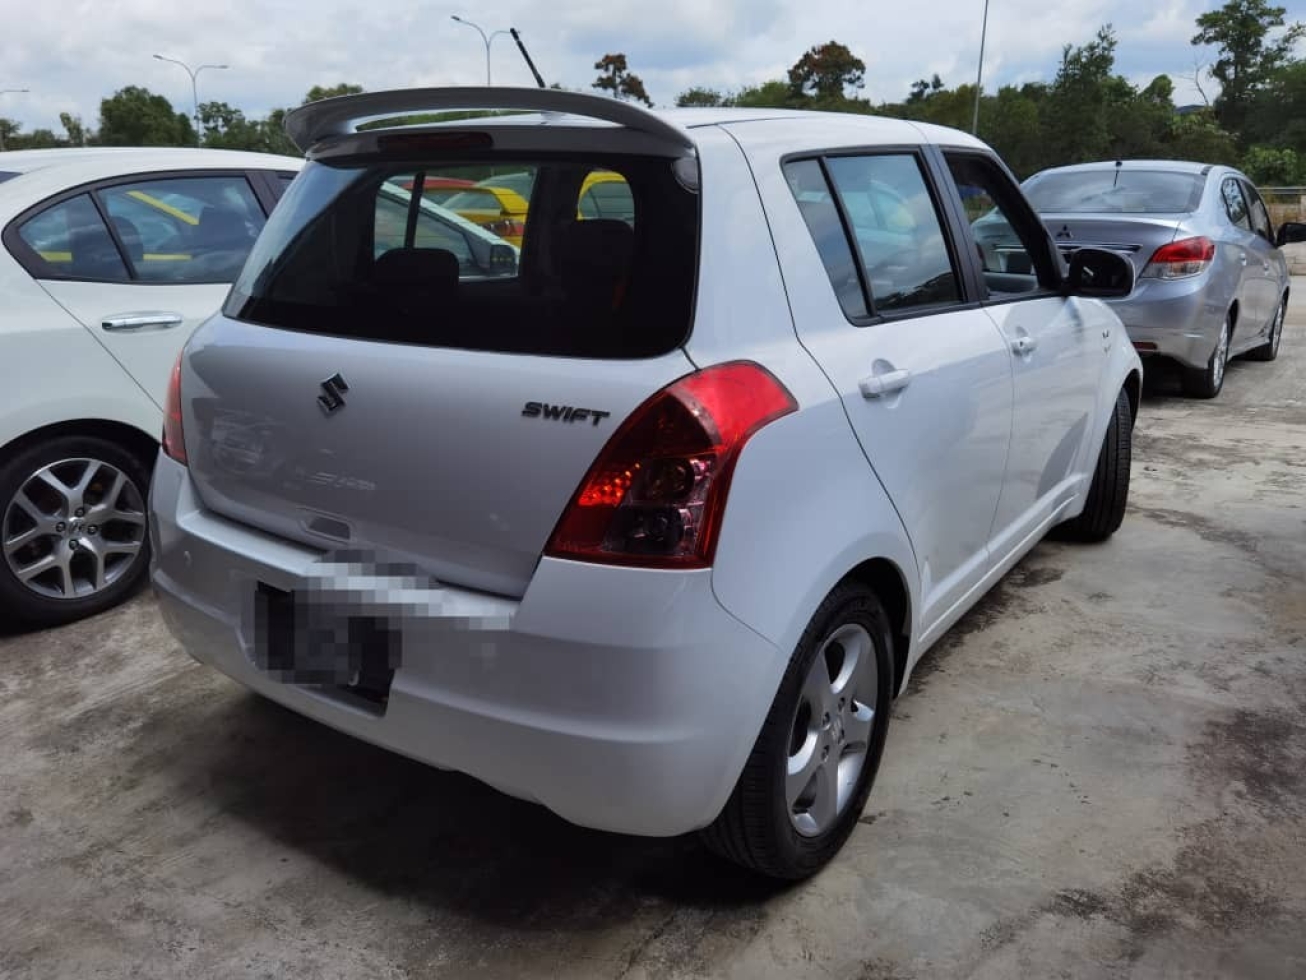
[2,0,1305,134]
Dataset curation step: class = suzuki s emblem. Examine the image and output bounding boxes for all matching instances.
[1056,225,1074,239]
[317,373,349,414]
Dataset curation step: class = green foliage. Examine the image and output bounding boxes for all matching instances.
[303,83,364,104]
[788,41,866,101]
[1192,0,1306,134]
[675,87,727,107]
[1241,144,1301,183]
[99,86,194,146]
[592,54,653,107]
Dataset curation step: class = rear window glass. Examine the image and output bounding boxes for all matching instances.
[1023,170,1205,214]
[0,171,18,184]
[226,156,696,358]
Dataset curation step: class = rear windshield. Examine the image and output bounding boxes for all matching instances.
[225,154,698,359]
[1023,170,1205,214]
[0,171,18,184]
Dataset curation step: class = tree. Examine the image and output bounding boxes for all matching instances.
[0,117,19,152]
[592,54,653,107]
[59,112,89,147]
[788,41,866,103]
[1165,108,1240,166]
[731,79,804,109]
[99,86,194,146]
[1192,0,1306,134]
[1241,144,1300,183]
[675,86,726,107]
[908,74,945,104]
[1042,26,1121,164]
[303,83,364,104]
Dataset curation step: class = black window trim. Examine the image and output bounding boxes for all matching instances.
[779,143,979,329]
[2,168,272,285]
[931,145,1066,308]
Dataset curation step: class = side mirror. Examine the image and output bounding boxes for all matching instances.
[1065,247,1134,299]
[1275,221,1306,248]
[488,243,518,276]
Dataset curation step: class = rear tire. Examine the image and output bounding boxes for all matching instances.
[1182,313,1231,398]
[700,582,894,880]
[1244,297,1286,362]
[0,435,153,629]
[1056,387,1131,543]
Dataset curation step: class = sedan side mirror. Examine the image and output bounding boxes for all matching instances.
[488,243,518,276]
[1275,221,1306,248]
[1065,247,1134,299]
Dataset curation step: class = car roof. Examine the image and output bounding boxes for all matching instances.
[0,147,304,215]
[286,88,988,157]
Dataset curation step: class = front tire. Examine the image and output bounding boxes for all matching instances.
[700,582,894,880]
[0,435,152,629]
[1056,386,1132,543]
[1244,296,1286,362]
[1182,312,1231,398]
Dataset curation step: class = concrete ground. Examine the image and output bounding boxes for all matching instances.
[4,292,1306,980]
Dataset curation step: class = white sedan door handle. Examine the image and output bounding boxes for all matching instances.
[102,312,184,332]
[1011,334,1038,355]
[859,368,912,399]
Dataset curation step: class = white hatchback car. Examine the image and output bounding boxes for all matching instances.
[151,89,1142,879]
[0,148,521,627]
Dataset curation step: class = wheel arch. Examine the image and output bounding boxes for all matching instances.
[0,418,159,472]
[841,557,913,697]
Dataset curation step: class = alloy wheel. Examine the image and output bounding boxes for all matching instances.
[2,458,146,600]
[786,623,879,837]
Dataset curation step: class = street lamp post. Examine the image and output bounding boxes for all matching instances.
[153,55,227,146]
[0,88,29,152]
[972,0,991,134]
[451,16,511,85]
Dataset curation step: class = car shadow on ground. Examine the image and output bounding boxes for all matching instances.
[142,688,789,927]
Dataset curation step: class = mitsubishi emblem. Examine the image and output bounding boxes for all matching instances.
[318,373,349,414]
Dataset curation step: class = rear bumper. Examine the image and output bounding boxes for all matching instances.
[1107,275,1226,370]
[149,455,780,837]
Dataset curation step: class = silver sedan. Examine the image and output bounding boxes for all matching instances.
[1010,160,1305,398]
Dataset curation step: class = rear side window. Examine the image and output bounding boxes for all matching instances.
[1024,170,1205,213]
[16,193,128,280]
[785,154,961,317]
[225,156,698,359]
[97,175,266,283]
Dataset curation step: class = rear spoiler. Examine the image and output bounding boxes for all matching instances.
[284,87,695,153]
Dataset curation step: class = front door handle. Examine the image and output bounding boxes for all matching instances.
[1011,334,1038,355]
[102,312,184,332]
[859,368,912,399]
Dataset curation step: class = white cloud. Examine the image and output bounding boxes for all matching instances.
[0,0,1261,135]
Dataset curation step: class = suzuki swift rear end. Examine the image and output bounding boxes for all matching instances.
[151,88,1139,880]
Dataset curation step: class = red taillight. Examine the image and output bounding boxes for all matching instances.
[485,217,525,239]
[545,361,798,568]
[1142,236,1215,280]
[162,354,187,465]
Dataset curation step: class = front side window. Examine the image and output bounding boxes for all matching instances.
[226,156,697,359]
[97,175,266,283]
[16,193,128,281]
[1221,178,1251,231]
[1242,182,1273,241]
[947,153,1057,299]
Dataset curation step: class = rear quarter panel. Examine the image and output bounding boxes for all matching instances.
[0,257,159,453]
[687,125,922,686]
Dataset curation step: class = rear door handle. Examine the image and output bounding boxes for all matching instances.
[1011,334,1038,355]
[859,368,912,399]
[102,312,184,332]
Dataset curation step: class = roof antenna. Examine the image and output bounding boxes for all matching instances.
[1113,158,1123,187]
[510,28,547,88]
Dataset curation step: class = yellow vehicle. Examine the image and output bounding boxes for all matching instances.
[444,169,634,247]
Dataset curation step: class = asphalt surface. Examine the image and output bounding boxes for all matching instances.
[3,287,1305,979]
